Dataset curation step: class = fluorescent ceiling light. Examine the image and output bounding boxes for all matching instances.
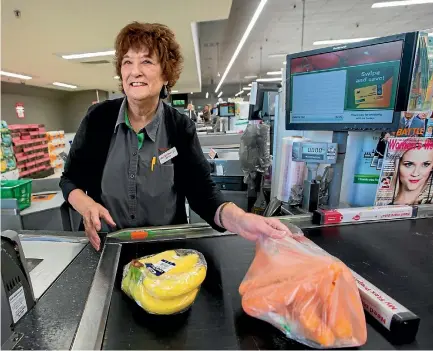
[248,83,252,86]
[243,87,251,91]
[313,37,376,45]
[283,62,286,65]
[218,91,223,98]
[172,90,179,93]
[256,77,282,82]
[247,92,251,96]
[215,0,268,93]
[114,75,120,79]
[191,92,193,94]
[372,0,433,7]
[235,90,243,96]
[1,70,32,80]
[53,82,77,89]
[268,53,287,58]
[61,50,115,60]
[206,92,209,99]
[244,75,258,79]
[267,71,282,75]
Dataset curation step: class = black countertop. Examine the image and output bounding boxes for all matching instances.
[13,244,101,350]
[13,218,433,350]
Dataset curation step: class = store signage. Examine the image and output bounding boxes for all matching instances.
[15,103,25,119]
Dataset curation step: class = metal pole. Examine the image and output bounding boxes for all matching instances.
[328,131,348,207]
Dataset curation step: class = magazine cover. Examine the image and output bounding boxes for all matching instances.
[374,137,433,206]
[394,111,433,137]
[407,29,433,112]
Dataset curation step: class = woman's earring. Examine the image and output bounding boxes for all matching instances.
[160,85,169,99]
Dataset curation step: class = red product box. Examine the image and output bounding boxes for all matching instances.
[313,205,417,225]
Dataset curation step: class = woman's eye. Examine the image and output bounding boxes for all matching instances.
[403,162,413,168]
[142,60,152,64]
[423,162,432,168]
[123,60,131,65]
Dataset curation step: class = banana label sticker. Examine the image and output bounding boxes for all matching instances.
[145,259,176,276]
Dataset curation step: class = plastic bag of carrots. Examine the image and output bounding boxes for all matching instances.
[239,223,367,349]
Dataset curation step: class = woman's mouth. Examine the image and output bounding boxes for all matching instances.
[409,179,420,184]
[130,82,147,87]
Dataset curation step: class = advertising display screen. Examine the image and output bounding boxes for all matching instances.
[286,34,417,131]
[219,102,235,117]
[290,41,402,124]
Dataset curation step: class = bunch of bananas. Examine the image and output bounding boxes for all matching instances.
[121,249,207,315]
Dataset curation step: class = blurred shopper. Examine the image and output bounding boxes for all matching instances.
[187,103,197,122]
[202,104,212,123]
[60,22,288,250]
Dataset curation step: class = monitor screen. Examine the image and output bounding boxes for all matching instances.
[219,103,235,117]
[287,39,408,130]
[172,99,186,106]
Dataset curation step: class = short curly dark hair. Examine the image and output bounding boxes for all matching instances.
[114,22,184,94]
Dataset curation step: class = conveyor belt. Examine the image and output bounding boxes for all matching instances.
[101,218,433,350]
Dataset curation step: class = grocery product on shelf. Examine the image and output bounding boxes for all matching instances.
[121,249,207,315]
[9,123,54,179]
[46,130,66,171]
[1,121,18,175]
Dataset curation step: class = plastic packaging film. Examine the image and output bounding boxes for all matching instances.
[121,249,207,315]
[276,136,307,203]
[239,123,272,189]
[239,223,367,349]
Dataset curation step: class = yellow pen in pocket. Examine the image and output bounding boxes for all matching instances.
[151,157,156,171]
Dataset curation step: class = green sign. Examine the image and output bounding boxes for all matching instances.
[345,61,400,110]
[172,99,185,106]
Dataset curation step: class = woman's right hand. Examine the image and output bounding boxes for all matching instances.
[68,189,116,250]
[82,202,116,250]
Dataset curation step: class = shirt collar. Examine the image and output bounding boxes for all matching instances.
[115,98,163,143]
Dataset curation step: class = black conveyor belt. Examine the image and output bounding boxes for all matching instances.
[102,218,433,350]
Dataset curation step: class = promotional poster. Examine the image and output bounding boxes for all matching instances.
[374,137,433,206]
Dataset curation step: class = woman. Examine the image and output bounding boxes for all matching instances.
[187,103,197,122]
[60,22,287,250]
[392,145,433,205]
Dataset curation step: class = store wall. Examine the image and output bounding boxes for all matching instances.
[62,90,108,132]
[1,82,68,130]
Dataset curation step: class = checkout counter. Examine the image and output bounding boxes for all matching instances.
[2,206,433,350]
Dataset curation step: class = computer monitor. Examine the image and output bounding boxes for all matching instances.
[171,93,188,109]
[218,102,235,117]
[249,83,280,120]
[285,33,417,131]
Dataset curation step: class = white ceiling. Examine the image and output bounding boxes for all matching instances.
[199,0,433,91]
[1,0,232,92]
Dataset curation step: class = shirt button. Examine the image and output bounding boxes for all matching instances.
[130,174,135,179]
[130,214,135,220]
[132,151,137,156]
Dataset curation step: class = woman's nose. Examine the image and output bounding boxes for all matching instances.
[412,166,421,176]
[131,62,142,76]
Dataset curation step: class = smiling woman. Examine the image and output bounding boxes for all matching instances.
[59,21,290,251]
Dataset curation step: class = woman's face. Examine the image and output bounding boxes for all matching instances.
[399,148,433,191]
[121,48,167,102]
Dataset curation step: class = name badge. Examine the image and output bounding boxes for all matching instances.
[159,147,178,164]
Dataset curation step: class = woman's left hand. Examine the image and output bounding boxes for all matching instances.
[216,203,289,241]
[235,213,289,241]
